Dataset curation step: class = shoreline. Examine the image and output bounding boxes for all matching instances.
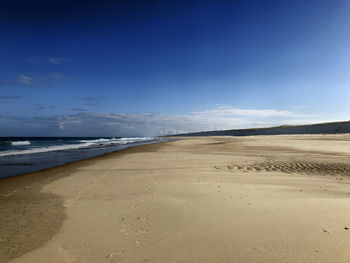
[0,142,168,262]
[0,139,168,179]
[2,135,350,262]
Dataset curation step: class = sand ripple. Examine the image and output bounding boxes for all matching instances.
[227,159,350,176]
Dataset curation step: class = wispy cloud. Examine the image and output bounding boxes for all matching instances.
[32,104,55,110]
[18,74,34,85]
[47,57,69,65]
[29,57,70,65]
[71,108,87,112]
[191,105,298,118]
[48,109,320,136]
[0,96,21,100]
[18,73,63,87]
[0,106,320,136]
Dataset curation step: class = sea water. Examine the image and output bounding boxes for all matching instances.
[0,137,164,178]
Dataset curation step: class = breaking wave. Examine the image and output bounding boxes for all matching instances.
[0,137,155,157]
[11,141,31,146]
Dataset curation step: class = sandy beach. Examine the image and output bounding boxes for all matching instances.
[2,135,350,263]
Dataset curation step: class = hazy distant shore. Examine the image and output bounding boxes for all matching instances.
[2,135,350,263]
[169,120,350,137]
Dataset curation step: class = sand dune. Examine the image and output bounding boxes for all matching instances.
[171,120,350,136]
[2,135,350,263]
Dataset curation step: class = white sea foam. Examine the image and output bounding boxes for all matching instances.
[79,137,154,145]
[0,137,156,157]
[11,141,31,146]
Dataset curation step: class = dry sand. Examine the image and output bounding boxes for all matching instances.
[1,135,350,263]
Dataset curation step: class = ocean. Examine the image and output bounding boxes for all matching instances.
[0,137,165,178]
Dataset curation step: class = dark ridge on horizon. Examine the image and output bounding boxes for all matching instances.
[168,120,350,137]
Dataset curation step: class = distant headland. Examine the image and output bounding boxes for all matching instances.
[168,120,350,137]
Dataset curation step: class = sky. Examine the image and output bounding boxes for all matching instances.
[0,0,350,136]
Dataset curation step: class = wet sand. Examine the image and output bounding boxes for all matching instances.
[2,135,350,263]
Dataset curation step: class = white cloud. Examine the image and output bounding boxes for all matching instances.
[191,105,296,118]
[29,57,70,65]
[49,112,242,136]
[17,73,63,86]
[47,57,69,65]
[18,74,34,85]
[51,106,316,136]
[0,106,320,136]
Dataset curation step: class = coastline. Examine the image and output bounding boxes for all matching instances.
[0,139,166,179]
[2,135,350,262]
[0,142,167,262]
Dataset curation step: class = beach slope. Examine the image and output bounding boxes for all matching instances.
[2,135,350,263]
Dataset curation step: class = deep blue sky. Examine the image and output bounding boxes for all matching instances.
[0,0,350,136]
